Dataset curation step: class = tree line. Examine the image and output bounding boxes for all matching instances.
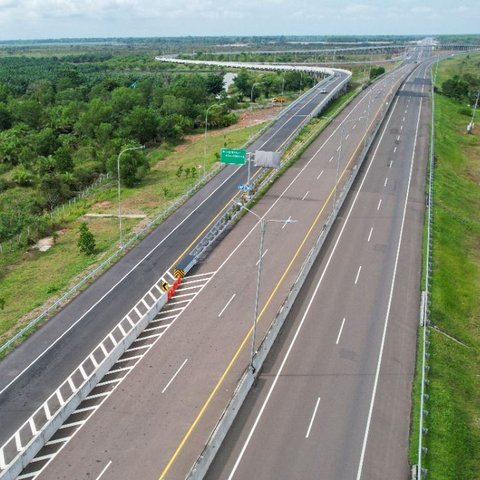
[0,52,236,245]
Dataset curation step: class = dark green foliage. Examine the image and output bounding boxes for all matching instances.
[108,149,150,188]
[77,222,96,255]
[234,69,253,100]
[0,104,12,131]
[0,49,239,248]
[441,74,480,103]
[205,74,224,95]
[369,66,385,80]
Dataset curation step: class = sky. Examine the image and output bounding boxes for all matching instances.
[0,0,477,41]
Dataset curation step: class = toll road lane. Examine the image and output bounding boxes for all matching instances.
[206,59,432,480]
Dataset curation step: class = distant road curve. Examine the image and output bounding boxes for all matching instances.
[155,55,351,78]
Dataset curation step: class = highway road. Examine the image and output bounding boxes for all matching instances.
[19,64,413,479]
[206,57,433,479]
[0,66,349,450]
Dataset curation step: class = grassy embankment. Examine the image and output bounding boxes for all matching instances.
[0,122,263,345]
[409,54,480,479]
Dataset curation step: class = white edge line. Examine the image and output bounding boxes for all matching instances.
[305,397,321,439]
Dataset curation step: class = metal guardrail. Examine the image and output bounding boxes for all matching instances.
[415,59,438,480]
[0,277,168,479]
[187,68,404,480]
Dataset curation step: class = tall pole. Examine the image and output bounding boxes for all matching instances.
[234,202,295,372]
[117,145,145,247]
[204,104,216,180]
[333,124,344,214]
[469,91,479,128]
[251,219,265,372]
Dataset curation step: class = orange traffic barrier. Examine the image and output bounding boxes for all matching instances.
[167,277,182,300]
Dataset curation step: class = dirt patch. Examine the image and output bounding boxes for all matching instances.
[92,201,114,210]
[132,217,151,234]
[33,237,54,252]
[171,104,284,155]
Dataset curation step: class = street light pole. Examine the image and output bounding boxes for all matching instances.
[117,145,145,247]
[323,113,368,215]
[235,201,296,372]
[204,103,217,180]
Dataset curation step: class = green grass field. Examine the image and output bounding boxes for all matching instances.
[0,122,264,346]
[409,53,480,478]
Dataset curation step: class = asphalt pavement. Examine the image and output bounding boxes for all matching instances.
[0,71,349,448]
[206,57,432,480]
[26,66,413,480]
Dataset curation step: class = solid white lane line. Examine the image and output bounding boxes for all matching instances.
[162,359,188,394]
[305,397,321,439]
[354,266,362,285]
[317,170,324,180]
[377,199,382,211]
[356,59,427,480]
[255,249,269,266]
[336,318,346,345]
[367,227,373,243]
[226,93,403,480]
[95,460,112,480]
[302,191,310,201]
[384,177,388,187]
[218,294,236,318]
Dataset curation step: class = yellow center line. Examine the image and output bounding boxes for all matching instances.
[158,82,396,479]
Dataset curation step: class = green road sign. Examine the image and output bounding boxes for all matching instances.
[221,148,246,165]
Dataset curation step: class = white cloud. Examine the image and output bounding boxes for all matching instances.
[0,0,477,39]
